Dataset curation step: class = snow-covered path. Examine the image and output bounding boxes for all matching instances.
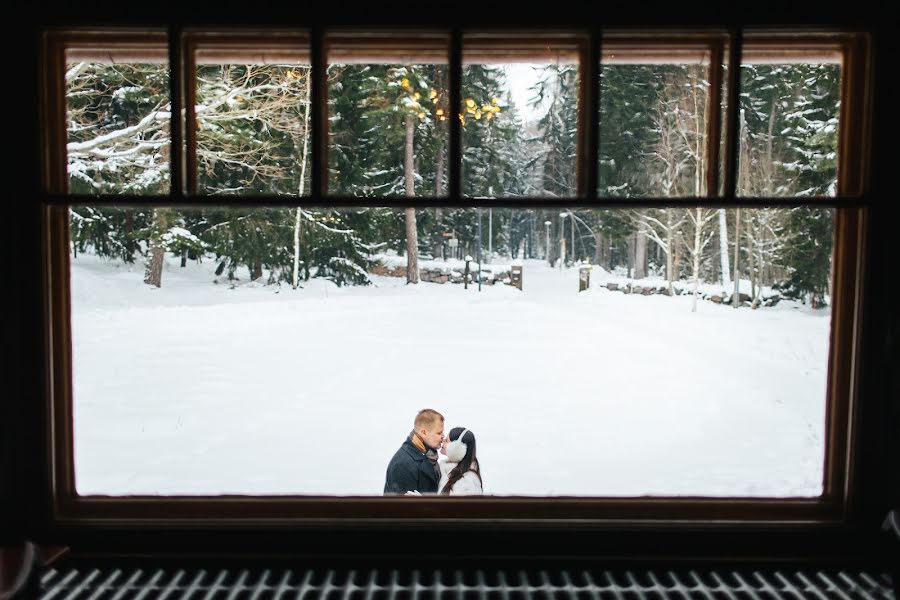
[70,253,830,497]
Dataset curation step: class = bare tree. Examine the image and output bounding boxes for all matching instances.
[68,61,319,287]
[634,211,649,279]
[643,208,686,294]
[292,68,312,289]
[647,65,710,307]
[686,208,718,312]
[718,209,731,288]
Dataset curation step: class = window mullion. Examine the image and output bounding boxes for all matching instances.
[168,25,185,198]
[47,194,869,210]
[311,26,327,198]
[581,28,601,199]
[705,38,725,198]
[448,28,462,200]
[184,34,199,196]
[721,27,743,200]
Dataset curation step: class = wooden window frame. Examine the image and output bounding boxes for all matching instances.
[37,26,874,529]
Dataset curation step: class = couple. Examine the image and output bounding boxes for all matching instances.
[383,408,482,495]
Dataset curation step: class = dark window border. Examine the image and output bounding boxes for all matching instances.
[37,26,874,528]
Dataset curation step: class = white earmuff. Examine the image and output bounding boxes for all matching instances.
[445,428,470,462]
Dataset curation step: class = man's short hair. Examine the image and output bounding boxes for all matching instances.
[414,408,444,430]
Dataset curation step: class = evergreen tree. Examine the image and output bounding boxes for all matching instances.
[778,207,834,307]
[739,63,840,306]
[64,55,841,298]
[461,65,518,197]
[529,64,579,198]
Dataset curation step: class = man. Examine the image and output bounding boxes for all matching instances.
[384,409,445,495]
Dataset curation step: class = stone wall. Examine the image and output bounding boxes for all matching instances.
[601,282,781,307]
[371,262,517,286]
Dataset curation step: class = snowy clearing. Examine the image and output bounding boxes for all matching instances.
[71,252,830,497]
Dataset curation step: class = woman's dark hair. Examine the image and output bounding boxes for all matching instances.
[440,427,481,494]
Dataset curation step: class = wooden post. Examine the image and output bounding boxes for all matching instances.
[511,265,523,290]
[579,265,591,292]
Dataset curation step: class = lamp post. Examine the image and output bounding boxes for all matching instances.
[544,220,552,265]
[477,207,482,292]
[488,207,492,262]
[559,212,568,271]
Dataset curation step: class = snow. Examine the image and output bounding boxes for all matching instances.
[162,227,202,244]
[111,85,143,101]
[70,251,830,497]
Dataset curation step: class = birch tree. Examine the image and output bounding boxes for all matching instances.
[686,208,718,312]
[643,208,686,293]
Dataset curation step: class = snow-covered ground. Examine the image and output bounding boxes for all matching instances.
[70,252,831,497]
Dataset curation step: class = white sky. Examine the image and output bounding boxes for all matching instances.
[501,63,549,124]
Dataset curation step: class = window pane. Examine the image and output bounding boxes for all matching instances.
[195,50,312,195]
[461,63,579,198]
[737,61,841,197]
[599,51,710,197]
[66,58,170,194]
[328,55,449,197]
[70,204,832,497]
[462,36,581,199]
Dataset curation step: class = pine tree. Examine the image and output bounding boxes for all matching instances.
[461,65,518,197]
[529,64,578,198]
[739,63,840,306]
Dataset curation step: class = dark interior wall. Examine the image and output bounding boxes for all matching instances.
[3,6,897,561]
[4,16,49,545]
[853,25,900,530]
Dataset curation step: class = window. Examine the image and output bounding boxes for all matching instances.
[39,27,873,523]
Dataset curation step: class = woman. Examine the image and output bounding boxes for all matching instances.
[438,427,483,495]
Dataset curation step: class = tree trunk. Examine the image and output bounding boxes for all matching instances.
[673,229,683,285]
[145,246,165,287]
[733,207,742,308]
[666,211,675,294]
[181,249,187,268]
[404,114,419,284]
[570,211,575,263]
[124,209,135,259]
[710,234,720,286]
[593,231,603,266]
[761,219,770,286]
[143,208,168,288]
[626,234,635,279]
[691,208,702,313]
[635,213,648,279]
[718,208,731,288]
[293,71,311,289]
[433,208,444,260]
[764,97,778,195]
[606,235,613,271]
[749,217,758,307]
[433,111,446,263]
[252,255,263,281]
[293,209,303,288]
[434,142,444,197]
